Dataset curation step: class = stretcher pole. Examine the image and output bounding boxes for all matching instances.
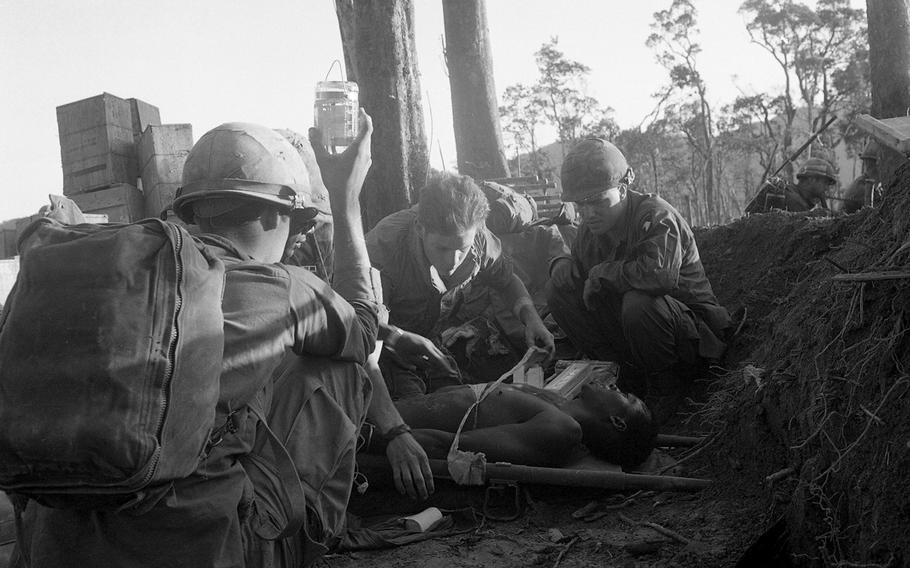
[423,459,712,492]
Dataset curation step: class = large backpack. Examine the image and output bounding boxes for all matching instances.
[0,218,226,509]
[481,181,538,235]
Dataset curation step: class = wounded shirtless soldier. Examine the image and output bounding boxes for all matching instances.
[362,382,657,470]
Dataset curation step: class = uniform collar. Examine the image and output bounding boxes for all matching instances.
[407,217,481,294]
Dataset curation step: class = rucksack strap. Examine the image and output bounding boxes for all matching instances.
[9,493,31,567]
[244,403,308,541]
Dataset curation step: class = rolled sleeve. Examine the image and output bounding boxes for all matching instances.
[288,267,378,363]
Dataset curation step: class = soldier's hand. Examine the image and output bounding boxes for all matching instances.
[388,330,456,376]
[582,276,603,311]
[386,433,435,501]
[308,108,373,206]
[549,257,579,291]
[524,318,555,362]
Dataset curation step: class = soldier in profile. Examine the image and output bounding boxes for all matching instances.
[744,157,838,214]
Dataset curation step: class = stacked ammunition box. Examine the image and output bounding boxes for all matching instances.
[138,124,193,219]
[56,93,195,222]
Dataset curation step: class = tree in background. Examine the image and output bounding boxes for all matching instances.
[740,0,868,176]
[333,0,429,228]
[534,38,618,157]
[615,119,699,218]
[442,0,510,180]
[647,0,720,224]
[499,38,617,177]
[722,93,786,179]
[500,83,550,178]
[866,0,910,183]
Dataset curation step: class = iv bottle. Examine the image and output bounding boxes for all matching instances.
[314,80,358,154]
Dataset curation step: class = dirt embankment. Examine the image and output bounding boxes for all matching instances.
[695,162,910,567]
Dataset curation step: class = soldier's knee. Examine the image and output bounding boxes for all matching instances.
[620,291,661,323]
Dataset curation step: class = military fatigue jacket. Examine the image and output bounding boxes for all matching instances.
[558,190,730,355]
[366,206,515,338]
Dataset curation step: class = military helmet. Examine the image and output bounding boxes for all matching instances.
[796,157,837,184]
[173,122,330,224]
[560,138,632,203]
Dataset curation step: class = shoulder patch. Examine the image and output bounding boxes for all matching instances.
[642,219,652,232]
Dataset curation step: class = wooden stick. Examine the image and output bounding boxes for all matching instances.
[480,462,712,492]
[655,434,705,448]
[552,536,579,568]
[357,454,712,492]
[619,514,693,546]
[831,271,910,282]
[764,467,794,487]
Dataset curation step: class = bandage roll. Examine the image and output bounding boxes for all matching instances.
[401,506,443,532]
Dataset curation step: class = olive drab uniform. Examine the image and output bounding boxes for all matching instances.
[744,178,820,214]
[547,190,730,373]
[366,206,517,398]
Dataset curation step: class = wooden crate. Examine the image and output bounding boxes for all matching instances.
[71,183,145,223]
[0,222,19,259]
[59,122,135,164]
[139,124,193,160]
[144,182,179,219]
[0,258,20,307]
[62,152,138,195]
[56,92,132,136]
[485,176,565,219]
[855,114,910,155]
[141,153,188,191]
[83,213,109,224]
[128,98,161,143]
[139,124,192,192]
[58,93,140,194]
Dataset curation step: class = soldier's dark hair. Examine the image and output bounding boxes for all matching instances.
[417,172,489,235]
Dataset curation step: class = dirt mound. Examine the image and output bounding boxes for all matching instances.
[692,163,910,567]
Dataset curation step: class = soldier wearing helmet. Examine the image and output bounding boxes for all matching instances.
[546,138,731,427]
[744,156,838,214]
[14,111,434,568]
[842,139,883,214]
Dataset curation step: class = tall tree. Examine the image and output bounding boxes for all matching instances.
[533,38,616,157]
[648,0,719,224]
[499,83,547,177]
[333,0,429,227]
[442,0,509,180]
[866,0,910,182]
[740,0,868,175]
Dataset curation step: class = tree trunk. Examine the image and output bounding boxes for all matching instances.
[333,0,358,80]
[442,0,509,180]
[334,0,429,228]
[867,0,910,184]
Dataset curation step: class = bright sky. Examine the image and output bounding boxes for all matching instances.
[0,0,864,221]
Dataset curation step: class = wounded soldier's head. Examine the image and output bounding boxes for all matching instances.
[571,383,657,468]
